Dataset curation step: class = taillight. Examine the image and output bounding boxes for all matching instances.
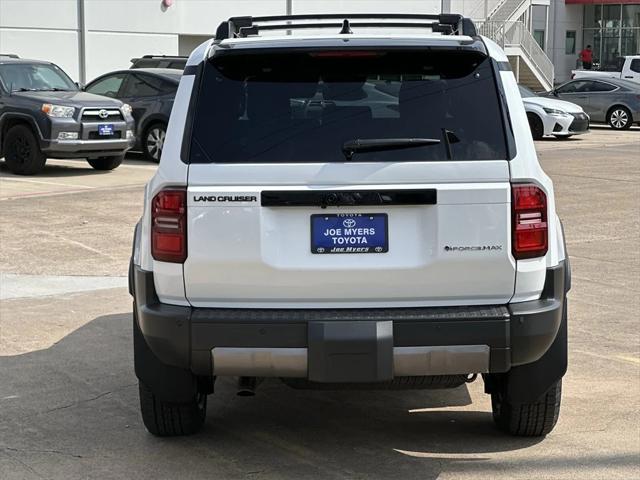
[512,184,548,259]
[151,188,187,263]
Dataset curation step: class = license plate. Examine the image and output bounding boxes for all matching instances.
[98,124,114,136]
[311,213,388,254]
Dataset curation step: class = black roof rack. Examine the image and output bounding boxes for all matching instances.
[215,14,478,41]
[141,55,188,59]
[0,53,20,58]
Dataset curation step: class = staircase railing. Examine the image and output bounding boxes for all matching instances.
[465,0,502,20]
[477,21,554,88]
[488,0,529,22]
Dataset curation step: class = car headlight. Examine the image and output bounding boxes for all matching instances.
[41,104,75,118]
[121,103,133,116]
[543,107,570,117]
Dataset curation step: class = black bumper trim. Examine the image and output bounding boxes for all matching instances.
[131,261,568,380]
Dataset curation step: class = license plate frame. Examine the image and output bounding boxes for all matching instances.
[310,213,388,254]
[98,124,114,136]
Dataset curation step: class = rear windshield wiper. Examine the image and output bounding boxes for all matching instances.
[342,138,440,161]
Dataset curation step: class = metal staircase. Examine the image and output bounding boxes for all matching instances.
[488,0,530,22]
[479,0,554,90]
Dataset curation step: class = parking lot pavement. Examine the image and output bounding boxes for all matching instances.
[1,130,639,479]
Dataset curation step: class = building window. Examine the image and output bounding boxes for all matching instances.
[583,4,640,70]
[566,31,576,54]
[534,29,545,50]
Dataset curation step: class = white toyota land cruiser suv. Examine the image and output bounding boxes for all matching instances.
[129,14,571,438]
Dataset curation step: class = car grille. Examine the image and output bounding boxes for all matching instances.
[569,113,589,133]
[82,109,123,121]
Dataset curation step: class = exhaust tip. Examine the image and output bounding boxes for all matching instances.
[237,376,260,397]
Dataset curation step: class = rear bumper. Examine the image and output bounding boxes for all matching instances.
[131,261,568,383]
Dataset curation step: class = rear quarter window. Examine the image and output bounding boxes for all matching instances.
[188,50,510,164]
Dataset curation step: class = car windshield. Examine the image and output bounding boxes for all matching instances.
[189,50,510,163]
[518,85,536,98]
[0,63,77,92]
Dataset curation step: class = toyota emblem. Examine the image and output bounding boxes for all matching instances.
[98,109,109,119]
[343,218,356,228]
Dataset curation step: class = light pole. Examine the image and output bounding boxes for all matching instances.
[77,0,87,83]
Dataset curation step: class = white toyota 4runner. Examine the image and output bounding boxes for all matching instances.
[129,14,571,438]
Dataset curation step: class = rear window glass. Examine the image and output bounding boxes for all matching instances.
[189,50,509,163]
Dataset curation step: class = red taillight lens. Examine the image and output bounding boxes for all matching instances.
[151,188,187,263]
[512,184,548,259]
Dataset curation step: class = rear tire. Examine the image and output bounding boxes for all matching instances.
[87,155,124,171]
[491,379,562,436]
[527,113,544,140]
[607,106,632,130]
[3,125,46,175]
[139,381,207,436]
[142,122,166,163]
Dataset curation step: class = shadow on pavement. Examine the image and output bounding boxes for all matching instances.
[0,151,154,179]
[0,159,111,178]
[3,312,632,479]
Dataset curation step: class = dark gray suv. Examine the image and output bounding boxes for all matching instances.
[0,57,135,175]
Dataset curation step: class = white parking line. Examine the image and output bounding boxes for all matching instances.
[0,273,127,300]
[0,183,145,200]
[0,176,95,188]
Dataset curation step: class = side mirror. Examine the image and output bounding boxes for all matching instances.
[552,89,559,97]
[75,81,85,90]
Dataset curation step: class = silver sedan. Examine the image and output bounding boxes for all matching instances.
[540,77,640,130]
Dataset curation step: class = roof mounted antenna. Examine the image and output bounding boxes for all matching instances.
[339,19,353,34]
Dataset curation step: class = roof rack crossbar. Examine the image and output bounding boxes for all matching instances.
[215,13,477,40]
[239,21,450,36]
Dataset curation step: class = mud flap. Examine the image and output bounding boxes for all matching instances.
[308,321,393,383]
[506,300,568,403]
[133,307,197,404]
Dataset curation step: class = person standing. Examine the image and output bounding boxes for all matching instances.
[579,45,593,70]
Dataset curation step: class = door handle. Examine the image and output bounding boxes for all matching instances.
[624,76,633,79]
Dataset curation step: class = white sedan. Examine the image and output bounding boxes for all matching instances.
[519,85,590,140]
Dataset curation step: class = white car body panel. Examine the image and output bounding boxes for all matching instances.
[522,95,589,137]
[572,55,640,84]
[137,33,563,309]
[496,67,559,297]
[184,177,515,308]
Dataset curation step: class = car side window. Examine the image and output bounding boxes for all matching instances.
[630,59,640,74]
[158,79,178,95]
[556,81,582,94]
[86,74,125,98]
[126,74,164,97]
[583,81,616,92]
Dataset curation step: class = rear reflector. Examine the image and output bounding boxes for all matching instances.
[512,184,548,259]
[151,188,187,263]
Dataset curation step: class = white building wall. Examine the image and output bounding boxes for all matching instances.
[85,32,178,82]
[0,0,80,79]
[550,2,583,83]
